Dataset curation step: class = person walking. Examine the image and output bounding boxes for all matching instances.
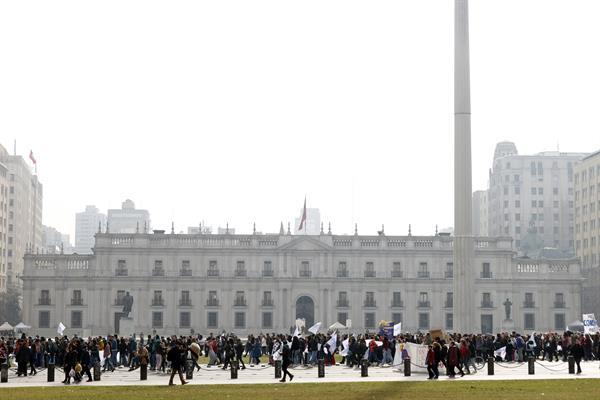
[167,340,188,386]
[426,344,439,379]
[570,337,584,374]
[279,338,294,383]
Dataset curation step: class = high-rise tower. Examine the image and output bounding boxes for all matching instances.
[453,0,475,333]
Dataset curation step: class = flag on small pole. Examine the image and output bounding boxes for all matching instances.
[57,322,66,336]
[29,150,37,173]
[298,197,307,231]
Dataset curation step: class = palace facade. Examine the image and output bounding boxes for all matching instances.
[22,231,581,337]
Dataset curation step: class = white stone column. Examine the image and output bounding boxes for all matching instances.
[453,0,476,333]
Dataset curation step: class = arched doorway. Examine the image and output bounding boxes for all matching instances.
[295,296,315,328]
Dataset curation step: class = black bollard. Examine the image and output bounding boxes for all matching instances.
[47,363,55,382]
[568,356,575,374]
[140,363,147,380]
[404,358,411,377]
[318,359,325,378]
[361,360,368,377]
[1,363,8,383]
[93,363,101,381]
[186,360,194,380]
[487,357,494,376]
[528,357,535,375]
[231,361,238,380]
[275,360,282,379]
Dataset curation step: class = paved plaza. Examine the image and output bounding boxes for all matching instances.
[2,360,599,388]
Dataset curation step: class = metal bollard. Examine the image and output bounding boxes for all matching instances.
[230,361,238,380]
[47,363,55,382]
[528,357,535,375]
[140,363,147,380]
[404,358,411,377]
[568,356,575,374]
[318,359,325,378]
[186,360,194,380]
[361,360,368,377]
[275,360,282,379]
[487,357,494,376]
[93,363,101,381]
[1,364,8,383]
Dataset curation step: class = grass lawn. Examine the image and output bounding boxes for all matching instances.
[1,379,597,400]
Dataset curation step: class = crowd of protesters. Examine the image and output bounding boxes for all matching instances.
[0,329,598,385]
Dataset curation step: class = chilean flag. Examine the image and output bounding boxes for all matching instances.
[298,197,307,231]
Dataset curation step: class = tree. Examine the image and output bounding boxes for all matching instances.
[0,288,21,324]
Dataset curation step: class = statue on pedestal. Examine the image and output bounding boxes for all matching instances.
[122,292,134,318]
[503,298,513,320]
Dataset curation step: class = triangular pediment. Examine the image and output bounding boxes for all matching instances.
[278,236,332,252]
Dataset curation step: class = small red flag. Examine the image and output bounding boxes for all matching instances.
[298,197,307,231]
[29,150,37,164]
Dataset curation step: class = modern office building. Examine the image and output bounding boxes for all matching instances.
[487,142,586,255]
[107,199,150,234]
[75,205,106,254]
[472,190,489,237]
[0,143,43,291]
[574,150,600,269]
[0,160,8,292]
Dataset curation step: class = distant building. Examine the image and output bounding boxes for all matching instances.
[42,225,72,254]
[75,205,106,254]
[574,149,600,318]
[294,208,321,235]
[217,227,235,235]
[472,190,488,236]
[574,150,600,269]
[487,141,586,255]
[107,199,150,234]
[0,143,43,292]
[187,226,212,235]
[0,160,8,292]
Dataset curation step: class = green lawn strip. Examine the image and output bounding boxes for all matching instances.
[1,379,597,400]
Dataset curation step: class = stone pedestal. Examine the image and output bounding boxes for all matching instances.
[501,319,514,331]
[120,317,136,337]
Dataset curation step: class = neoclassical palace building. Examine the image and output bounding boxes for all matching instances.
[22,230,581,337]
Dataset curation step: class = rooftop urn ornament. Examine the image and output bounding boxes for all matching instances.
[106,221,110,234]
[328,222,332,235]
[320,222,324,235]
[226,222,229,234]
[408,224,412,236]
[136,222,139,233]
[279,222,284,235]
[144,221,147,233]
[98,221,102,233]
[287,222,291,235]
[435,225,439,236]
[354,223,358,236]
[254,222,257,235]
[171,221,175,234]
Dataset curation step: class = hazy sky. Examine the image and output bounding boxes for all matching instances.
[1,0,599,240]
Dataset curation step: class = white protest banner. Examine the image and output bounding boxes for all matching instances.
[494,346,507,360]
[57,322,66,335]
[583,314,599,334]
[340,338,349,357]
[308,322,322,334]
[393,322,402,336]
[325,333,337,354]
